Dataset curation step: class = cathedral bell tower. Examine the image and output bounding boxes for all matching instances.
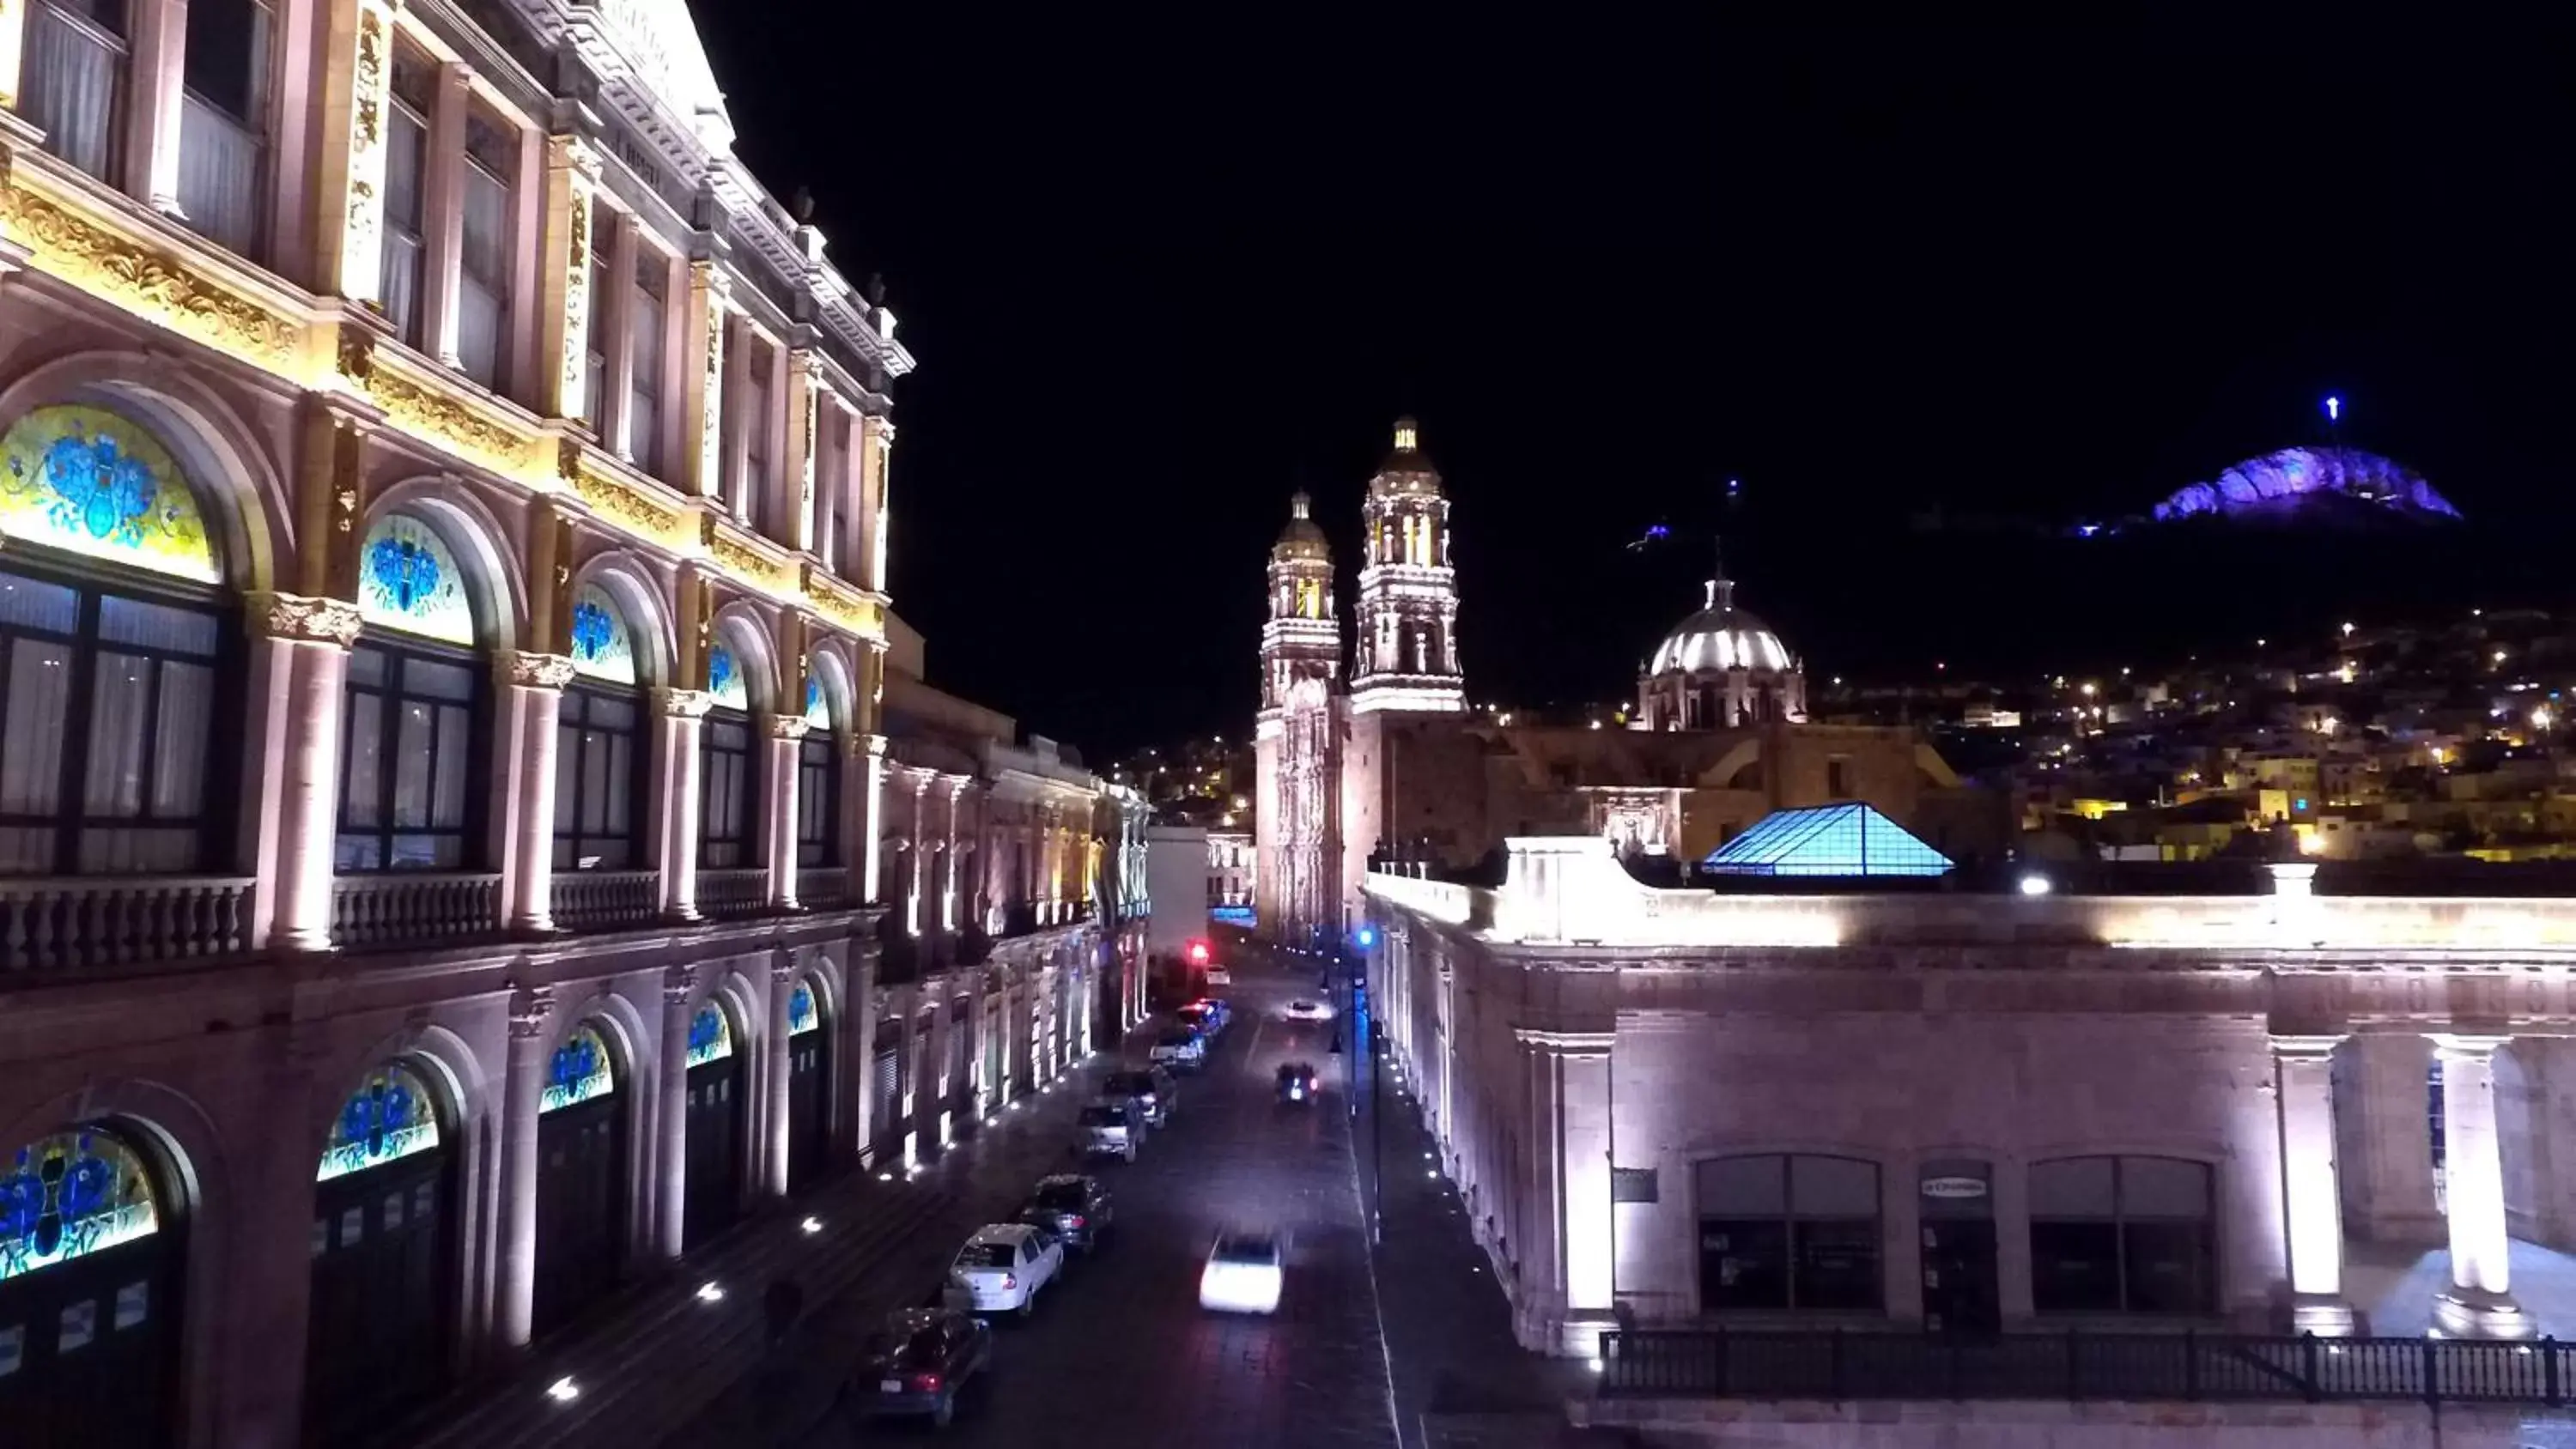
[1255,492,1344,943]
[1350,417,1464,714]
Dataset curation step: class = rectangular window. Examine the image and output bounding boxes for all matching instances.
[25,0,128,183]
[1826,758,1850,799]
[553,687,638,870]
[628,252,667,476]
[177,0,271,258]
[337,644,480,871]
[798,733,835,862]
[700,715,753,867]
[456,112,516,391]
[738,342,772,528]
[380,52,434,349]
[2029,1155,2215,1315]
[1696,1154,1882,1313]
[820,409,850,573]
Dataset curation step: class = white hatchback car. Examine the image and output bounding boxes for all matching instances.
[951,1223,1062,1318]
[1198,1232,1284,1315]
[1282,998,1334,1022]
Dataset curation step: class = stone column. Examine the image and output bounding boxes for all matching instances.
[681,259,731,499]
[653,688,712,919]
[960,970,987,1117]
[845,943,878,1163]
[857,415,895,594]
[720,315,752,518]
[764,953,795,1196]
[123,0,185,212]
[423,62,474,367]
[538,134,602,421]
[656,967,695,1258]
[499,652,574,932]
[787,353,824,551]
[603,211,639,458]
[495,985,552,1347]
[766,716,807,908]
[2273,1035,2356,1334]
[247,593,360,951]
[2432,1034,2533,1337]
[313,0,395,298]
[926,975,955,1144]
[851,728,886,906]
[885,981,918,1167]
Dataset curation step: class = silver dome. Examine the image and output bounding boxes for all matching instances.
[1647,579,1794,676]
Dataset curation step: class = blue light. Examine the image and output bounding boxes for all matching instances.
[2324,396,2341,423]
[1355,926,1377,949]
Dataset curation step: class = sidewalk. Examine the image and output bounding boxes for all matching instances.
[396,1051,1118,1449]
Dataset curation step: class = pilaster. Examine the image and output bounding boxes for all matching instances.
[2272,1034,2356,1334]
[125,0,189,215]
[856,415,893,594]
[313,0,395,301]
[0,0,27,112]
[766,714,808,907]
[764,954,795,1196]
[246,591,362,952]
[653,687,713,919]
[498,652,576,932]
[537,134,602,421]
[655,967,694,1258]
[787,351,824,550]
[424,62,474,367]
[495,985,553,1347]
[681,258,730,498]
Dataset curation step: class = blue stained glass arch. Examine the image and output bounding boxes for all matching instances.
[359,513,475,645]
[568,583,636,685]
[540,1024,617,1113]
[708,642,746,710]
[0,1129,161,1282]
[804,675,831,728]
[0,405,220,582]
[687,1003,733,1065]
[787,982,819,1037]
[318,1063,443,1182]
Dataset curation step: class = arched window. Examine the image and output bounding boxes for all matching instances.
[540,1023,617,1113]
[787,979,820,1037]
[556,583,646,870]
[316,1062,443,1181]
[685,1001,732,1065]
[0,1129,161,1278]
[0,405,235,875]
[700,637,756,868]
[337,512,486,871]
[798,674,839,864]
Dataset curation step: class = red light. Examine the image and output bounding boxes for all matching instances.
[1002,1273,1017,1290]
[1188,941,1210,966]
[909,1373,942,1392]
[1066,1214,1085,1229]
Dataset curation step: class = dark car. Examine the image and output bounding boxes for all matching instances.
[1277,1061,1318,1104]
[1020,1173,1113,1251]
[1103,1069,1174,1127]
[846,1307,992,1428]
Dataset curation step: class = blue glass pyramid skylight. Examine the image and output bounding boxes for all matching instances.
[1700,803,1953,878]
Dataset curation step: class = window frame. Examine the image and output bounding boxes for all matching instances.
[698,707,757,869]
[796,729,837,864]
[0,556,235,876]
[334,635,489,873]
[553,682,647,871]
[26,0,132,184]
[379,45,436,350]
[455,105,519,394]
[2027,1155,2218,1317]
[1695,1152,1884,1314]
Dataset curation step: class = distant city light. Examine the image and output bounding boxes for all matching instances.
[2324,395,2342,423]
[2536,706,2554,731]
[2019,875,2052,896]
[2495,650,2510,664]
[2341,621,2355,636]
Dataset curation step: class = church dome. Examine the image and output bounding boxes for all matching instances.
[1648,578,1795,676]
[1273,491,1330,561]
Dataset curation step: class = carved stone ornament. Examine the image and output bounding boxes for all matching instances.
[501,651,579,689]
[768,714,813,741]
[655,686,715,719]
[662,963,697,1005]
[247,591,364,647]
[509,984,556,1038]
[2,185,301,361]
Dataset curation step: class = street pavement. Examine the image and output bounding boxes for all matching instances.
[669,950,1416,1449]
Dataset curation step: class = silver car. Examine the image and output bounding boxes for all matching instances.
[1078,1099,1144,1161]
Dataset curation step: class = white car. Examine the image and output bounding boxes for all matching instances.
[1204,966,1231,986]
[1199,1232,1284,1315]
[950,1223,1062,1318]
[1282,998,1334,1022]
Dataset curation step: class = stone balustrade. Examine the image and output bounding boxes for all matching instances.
[0,876,257,973]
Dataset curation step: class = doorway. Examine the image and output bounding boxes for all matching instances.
[1918,1159,2000,1333]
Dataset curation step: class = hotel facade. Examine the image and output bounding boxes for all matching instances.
[0,2,1146,1445]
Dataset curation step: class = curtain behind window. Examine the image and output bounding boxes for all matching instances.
[629,271,665,476]
[27,3,126,182]
[457,161,510,389]
[381,103,428,347]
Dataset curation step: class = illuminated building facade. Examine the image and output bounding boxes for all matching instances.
[0,4,1128,1444]
[1369,843,2569,1360]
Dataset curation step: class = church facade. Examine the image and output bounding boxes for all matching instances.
[1254,422,1965,945]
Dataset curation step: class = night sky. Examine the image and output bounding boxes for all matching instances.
[699,12,2572,756]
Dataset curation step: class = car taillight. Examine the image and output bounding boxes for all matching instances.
[1002,1273,1017,1290]
[1066,1214,1085,1229]
[909,1372,942,1392]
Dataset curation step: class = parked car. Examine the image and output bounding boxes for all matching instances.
[1187,998,1230,1034]
[1276,1061,1318,1104]
[1020,1173,1113,1252]
[1150,1028,1206,1070]
[1282,998,1334,1022]
[1204,965,1231,986]
[1079,1099,1145,1161]
[1198,1231,1285,1315]
[846,1308,992,1428]
[1103,1068,1174,1128]
[950,1223,1063,1318]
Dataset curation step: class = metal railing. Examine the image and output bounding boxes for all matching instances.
[551,870,660,932]
[331,873,504,950]
[1595,1329,2573,1408]
[0,876,257,973]
[696,868,769,920]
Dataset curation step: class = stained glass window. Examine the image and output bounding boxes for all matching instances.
[787,982,819,1037]
[358,513,474,645]
[804,676,831,729]
[0,1129,161,1282]
[708,641,746,710]
[539,1024,616,1113]
[687,1003,732,1065]
[567,584,635,685]
[0,406,219,582]
[317,1063,442,1182]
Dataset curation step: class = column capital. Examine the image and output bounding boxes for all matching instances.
[547,130,605,180]
[2431,1033,2513,1063]
[2269,1034,2347,1062]
[655,686,715,719]
[498,650,578,690]
[662,963,697,1006]
[246,591,364,647]
[767,714,813,742]
[509,985,555,1038]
